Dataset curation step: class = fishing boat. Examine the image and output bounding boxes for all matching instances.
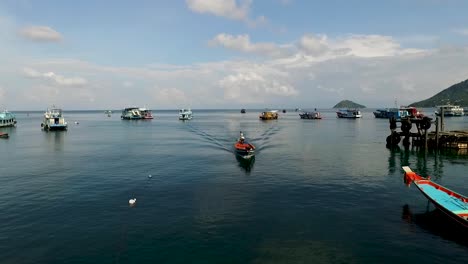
[41,108,68,131]
[0,110,17,127]
[139,108,154,119]
[259,110,278,120]
[299,111,322,119]
[400,106,424,118]
[0,132,9,138]
[234,131,255,159]
[336,109,362,118]
[402,166,468,228]
[373,108,405,119]
[121,107,142,120]
[435,105,464,117]
[179,109,192,120]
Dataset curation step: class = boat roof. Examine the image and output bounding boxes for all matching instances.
[47,108,63,112]
[124,107,139,110]
[0,111,15,118]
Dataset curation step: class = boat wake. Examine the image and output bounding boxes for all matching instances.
[250,124,282,152]
[185,121,282,155]
[186,123,233,153]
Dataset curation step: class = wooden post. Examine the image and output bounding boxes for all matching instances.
[435,117,439,150]
[440,107,445,132]
[424,128,428,151]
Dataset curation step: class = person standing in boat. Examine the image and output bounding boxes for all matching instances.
[239,131,245,143]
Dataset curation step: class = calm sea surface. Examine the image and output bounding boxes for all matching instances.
[1,109,467,263]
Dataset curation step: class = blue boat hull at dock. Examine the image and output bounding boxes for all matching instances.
[403,167,468,229]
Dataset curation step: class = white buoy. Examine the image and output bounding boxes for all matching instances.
[148,174,152,178]
[74,121,79,125]
[129,198,136,205]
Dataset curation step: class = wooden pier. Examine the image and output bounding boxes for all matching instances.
[386,107,468,152]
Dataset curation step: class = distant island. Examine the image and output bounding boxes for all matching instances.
[410,79,468,107]
[333,100,366,109]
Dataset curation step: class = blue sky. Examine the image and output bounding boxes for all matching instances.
[1,0,468,110]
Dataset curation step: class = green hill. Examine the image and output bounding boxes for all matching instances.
[410,79,468,107]
[332,100,366,109]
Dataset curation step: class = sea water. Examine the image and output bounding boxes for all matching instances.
[0,109,467,263]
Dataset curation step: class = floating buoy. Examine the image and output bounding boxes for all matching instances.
[129,198,136,205]
[74,121,79,125]
[148,174,152,178]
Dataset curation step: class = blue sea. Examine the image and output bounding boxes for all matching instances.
[1,109,467,263]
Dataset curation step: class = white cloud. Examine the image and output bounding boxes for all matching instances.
[186,0,266,26]
[220,72,297,103]
[0,86,6,103]
[210,33,291,57]
[153,87,189,106]
[23,68,87,86]
[333,34,409,57]
[298,34,329,56]
[453,28,468,36]
[9,42,468,109]
[20,26,62,42]
[211,33,426,60]
[123,81,134,87]
[187,0,249,20]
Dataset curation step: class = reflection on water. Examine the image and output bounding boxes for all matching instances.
[43,130,66,151]
[236,155,255,173]
[402,204,468,246]
[387,146,446,180]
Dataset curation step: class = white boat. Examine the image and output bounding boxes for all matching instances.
[139,108,154,119]
[0,110,17,127]
[41,108,68,131]
[336,109,362,119]
[179,109,192,120]
[121,107,142,120]
[435,105,464,116]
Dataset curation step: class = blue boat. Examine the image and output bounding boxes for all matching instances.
[373,108,408,119]
[403,166,468,229]
[0,110,17,127]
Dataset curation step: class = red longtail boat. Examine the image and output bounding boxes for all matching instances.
[234,131,255,159]
[402,166,468,228]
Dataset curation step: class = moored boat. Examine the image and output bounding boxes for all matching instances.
[139,108,154,119]
[234,131,255,159]
[0,110,17,127]
[179,109,192,120]
[121,107,142,120]
[373,108,404,119]
[402,166,468,228]
[259,110,278,120]
[299,110,322,119]
[41,108,68,131]
[336,109,362,118]
[435,105,464,117]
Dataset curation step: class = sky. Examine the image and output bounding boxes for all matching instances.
[1,0,468,110]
